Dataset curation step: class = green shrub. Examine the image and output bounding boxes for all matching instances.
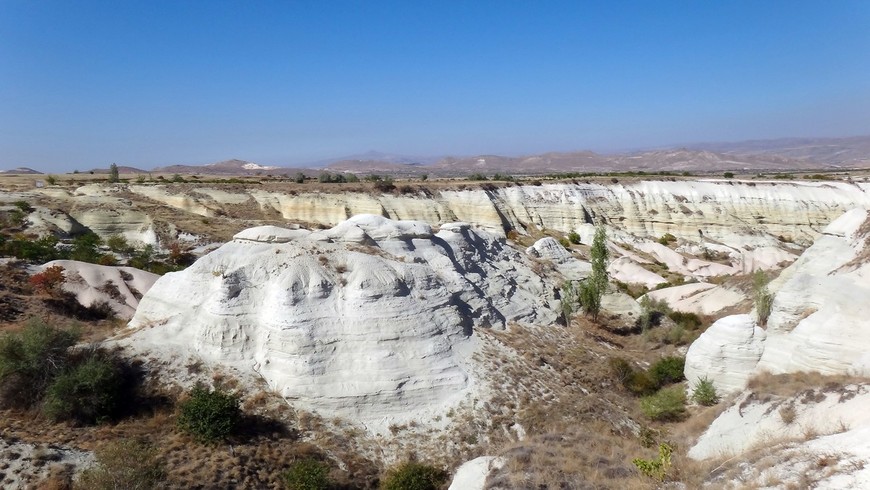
[608,357,656,396]
[667,311,702,330]
[283,458,331,490]
[558,237,571,249]
[0,319,79,407]
[567,231,581,244]
[43,354,124,424]
[633,442,673,481]
[657,233,677,246]
[75,438,165,490]
[380,462,447,490]
[723,172,734,179]
[649,356,685,387]
[691,377,719,406]
[177,385,241,442]
[640,386,687,421]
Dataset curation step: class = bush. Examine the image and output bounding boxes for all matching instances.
[648,356,685,387]
[380,462,447,490]
[667,310,702,330]
[43,354,124,424]
[657,233,677,246]
[640,386,687,421]
[633,443,673,481]
[177,385,241,442]
[75,438,165,490]
[283,458,331,490]
[30,265,66,294]
[691,377,719,406]
[567,231,581,244]
[609,357,656,396]
[723,171,735,178]
[0,320,79,407]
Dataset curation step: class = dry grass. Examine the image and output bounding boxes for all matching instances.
[747,371,870,398]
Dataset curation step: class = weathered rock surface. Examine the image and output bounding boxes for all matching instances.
[684,314,766,395]
[525,237,591,280]
[124,216,557,426]
[448,456,504,490]
[41,260,159,319]
[644,282,745,315]
[756,208,870,376]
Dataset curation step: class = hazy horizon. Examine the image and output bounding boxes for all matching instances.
[2,1,869,172]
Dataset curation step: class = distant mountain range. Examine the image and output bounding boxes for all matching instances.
[4,135,870,177]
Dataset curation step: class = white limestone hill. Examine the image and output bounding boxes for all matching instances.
[684,208,870,485]
[686,208,870,394]
[123,215,557,428]
[38,260,159,319]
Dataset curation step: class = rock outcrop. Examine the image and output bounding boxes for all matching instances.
[684,314,766,395]
[124,216,556,426]
[41,260,159,319]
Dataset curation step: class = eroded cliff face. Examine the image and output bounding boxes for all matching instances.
[23,179,869,249]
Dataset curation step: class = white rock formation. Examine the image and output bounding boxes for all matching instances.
[684,314,766,395]
[608,256,666,288]
[40,260,159,319]
[448,456,504,490]
[525,237,591,280]
[644,282,745,315]
[690,385,870,460]
[124,216,556,427]
[756,208,870,376]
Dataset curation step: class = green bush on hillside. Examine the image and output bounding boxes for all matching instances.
[380,462,447,490]
[177,385,241,442]
[640,386,687,421]
[283,458,332,490]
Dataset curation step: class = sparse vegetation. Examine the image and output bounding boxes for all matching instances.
[75,438,165,490]
[753,270,774,325]
[567,231,581,244]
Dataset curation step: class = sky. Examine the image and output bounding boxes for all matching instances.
[1,1,869,172]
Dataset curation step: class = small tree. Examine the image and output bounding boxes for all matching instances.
[108,163,120,183]
[691,377,719,406]
[580,225,609,320]
[177,385,241,443]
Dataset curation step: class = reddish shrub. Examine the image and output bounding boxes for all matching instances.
[30,265,65,294]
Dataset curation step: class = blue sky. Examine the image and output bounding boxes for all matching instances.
[1,1,869,171]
